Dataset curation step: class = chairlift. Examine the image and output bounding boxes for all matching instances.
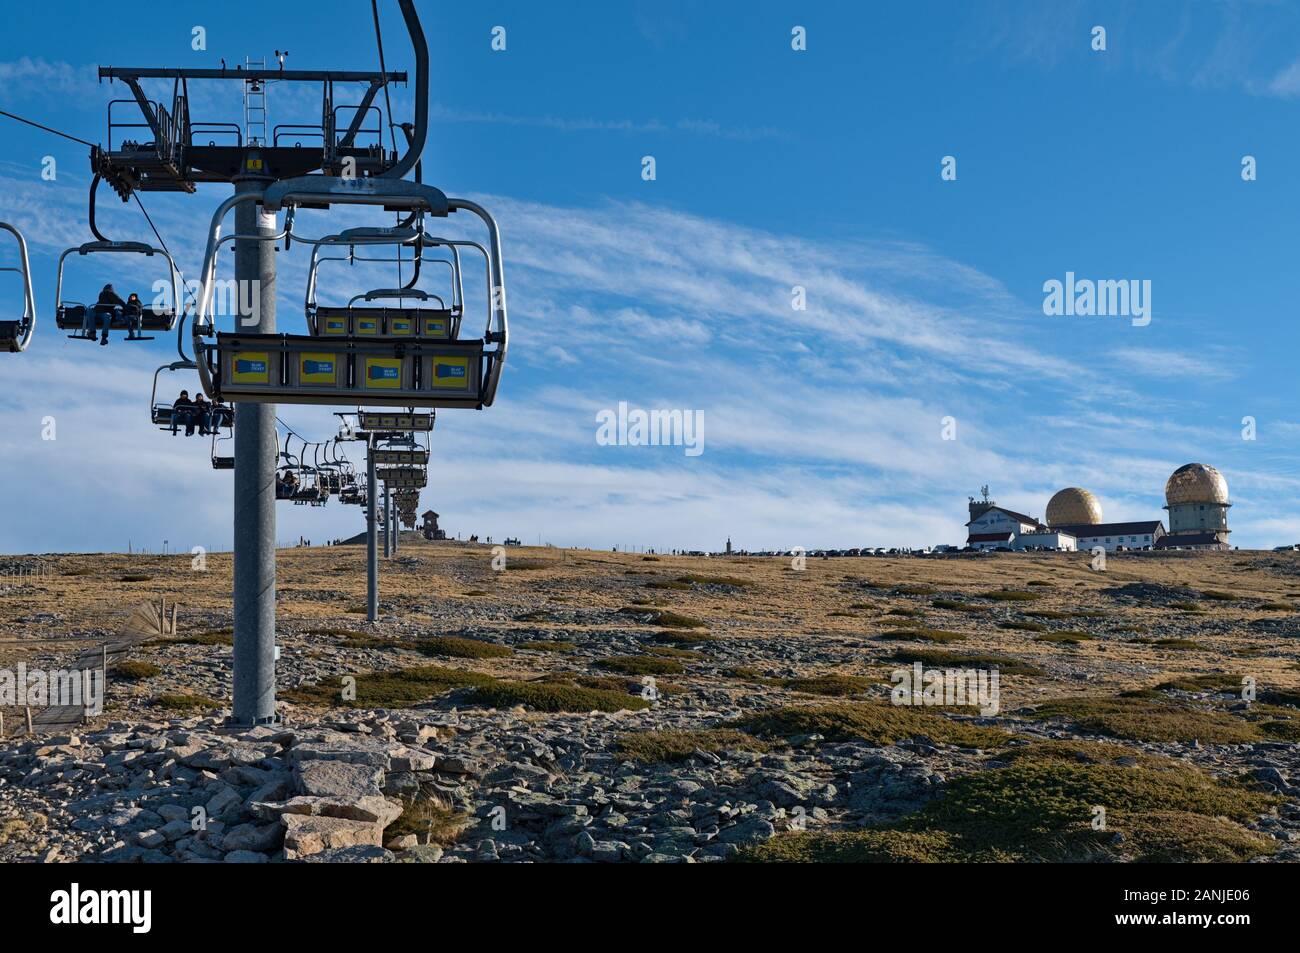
[56,240,184,343]
[304,225,465,340]
[211,416,235,470]
[0,222,36,353]
[193,176,507,409]
[148,310,233,440]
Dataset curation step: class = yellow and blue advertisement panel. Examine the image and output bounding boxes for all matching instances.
[363,356,404,391]
[427,354,472,391]
[298,353,341,386]
[231,351,272,385]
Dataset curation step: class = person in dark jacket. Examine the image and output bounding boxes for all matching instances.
[90,284,127,345]
[193,394,212,436]
[124,292,144,340]
[172,390,197,436]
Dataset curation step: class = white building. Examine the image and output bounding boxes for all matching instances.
[1013,531,1077,552]
[1055,521,1164,552]
[965,492,1049,550]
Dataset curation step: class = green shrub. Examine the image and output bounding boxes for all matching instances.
[111,660,161,681]
[886,649,1042,677]
[149,693,219,711]
[1034,631,1096,645]
[617,607,708,629]
[596,655,685,676]
[284,665,494,708]
[614,729,771,763]
[1026,696,1260,743]
[879,628,967,643]
[733,702,1010,748]
[415,635,513,659]
[467,680,650,712]
[779,674,875,696]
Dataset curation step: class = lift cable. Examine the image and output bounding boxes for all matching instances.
[0,107,198,311]
[0,108,96,148]
[132,190,199,310]
[370,0,400,160]
[275,417,355,470]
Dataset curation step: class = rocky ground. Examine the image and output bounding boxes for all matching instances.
[1,541,1299,863]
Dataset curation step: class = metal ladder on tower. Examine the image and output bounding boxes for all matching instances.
[243,56,268,146]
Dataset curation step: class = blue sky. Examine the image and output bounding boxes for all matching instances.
[2,0,1300,554]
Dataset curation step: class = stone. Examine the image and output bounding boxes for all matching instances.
[396,844,444,863]
[205,785,242,818]
[301,845,393,863]
[718,818,776,846]
[223,850,269,863]
[251,795,402,826]
[159,819,194,842]
[389,749,437,772]
[219,821,283,853]
[294,760,384,800]
[386,834,419,850]
[282,814,385,860]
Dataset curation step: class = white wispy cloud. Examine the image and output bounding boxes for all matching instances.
[1,174,1295,553]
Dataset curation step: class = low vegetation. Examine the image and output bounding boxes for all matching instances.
[878,628,967,643]
[466,679,651,713]
[733,702,1010,749]
[614,728,771,763]
[596,655,685,676]
[1025,695,1259,743]
[110,660,162,681]
[885,648,1043,677]
[743,744,1276,863]
[617,607,709,629]
[148,693,219,711]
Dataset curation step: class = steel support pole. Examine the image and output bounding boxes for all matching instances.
[366,442,378,622]
[230,177,278,726]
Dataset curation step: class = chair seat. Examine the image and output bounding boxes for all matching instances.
[58,305,175,332]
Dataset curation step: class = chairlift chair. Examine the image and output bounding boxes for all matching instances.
[304,225,465,339]
[0,222,37,353]
[211,416,235,469]
[194,177,507,409]
[56,240,184,343]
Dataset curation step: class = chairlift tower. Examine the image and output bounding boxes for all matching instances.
[93,0,432,727]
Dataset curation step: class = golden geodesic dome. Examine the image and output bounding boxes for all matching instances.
[1165,463,1230,507]
[1045,487,1103,527]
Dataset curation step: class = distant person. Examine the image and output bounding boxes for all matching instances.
[87,284,126,345]
[171,390,197,436]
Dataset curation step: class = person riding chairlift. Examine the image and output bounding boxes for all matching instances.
[276,469,299,499]
[192,393,212,436]
[171,390,198,436]
[124,292,144,340]
[85,284,126,345]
